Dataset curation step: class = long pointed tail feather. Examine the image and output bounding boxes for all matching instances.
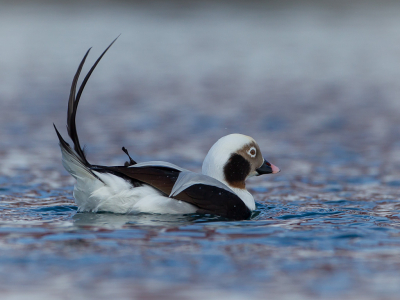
[66,36,119,166]
[66,48,91,164]
[55,38,119,183]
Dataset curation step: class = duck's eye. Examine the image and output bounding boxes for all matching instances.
[247,147,256,158]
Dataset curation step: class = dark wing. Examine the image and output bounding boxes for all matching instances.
[96,165,180,193]
[174,184,252,220]
[93,165,251,220]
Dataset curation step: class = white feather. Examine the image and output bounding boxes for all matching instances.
[60,145,95,181]
[202,133,255,183]
[129,161,188,172]
[75,171,196,214]
[169,171,233,197]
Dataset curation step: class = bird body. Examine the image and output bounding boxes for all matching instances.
[54,39,280,220]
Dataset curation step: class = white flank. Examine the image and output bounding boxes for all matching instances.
[60,146,196,214]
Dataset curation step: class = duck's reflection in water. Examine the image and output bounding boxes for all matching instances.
[72,212,224,229]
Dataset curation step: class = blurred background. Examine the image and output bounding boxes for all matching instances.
[1,0,400,180]
[1,0,400,299]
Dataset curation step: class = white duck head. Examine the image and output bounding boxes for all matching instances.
[202,134,280,191]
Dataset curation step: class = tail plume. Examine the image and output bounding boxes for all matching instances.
[66,37,119,165]
[54,37,119,182]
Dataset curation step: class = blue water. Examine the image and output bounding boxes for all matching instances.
[2,1,400,299]
[1,173,400,299]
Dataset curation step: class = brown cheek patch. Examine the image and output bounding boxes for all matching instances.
[237,142,264,171]
[223,154,250,189]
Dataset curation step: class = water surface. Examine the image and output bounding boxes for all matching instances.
[1,1,400,299]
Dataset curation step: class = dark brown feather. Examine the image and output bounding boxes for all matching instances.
[66,48,91,165]
[67,37,119,166]
[97,165,179,194]
[223,153,250,189]
[175,184,251,220]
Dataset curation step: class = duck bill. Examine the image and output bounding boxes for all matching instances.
[256,160,280,175]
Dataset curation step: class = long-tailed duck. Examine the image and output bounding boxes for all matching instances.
[54,39,280,220]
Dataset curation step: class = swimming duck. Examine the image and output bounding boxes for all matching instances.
[54,39,280,220]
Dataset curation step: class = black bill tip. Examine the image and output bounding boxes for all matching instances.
[256,160,280,175]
